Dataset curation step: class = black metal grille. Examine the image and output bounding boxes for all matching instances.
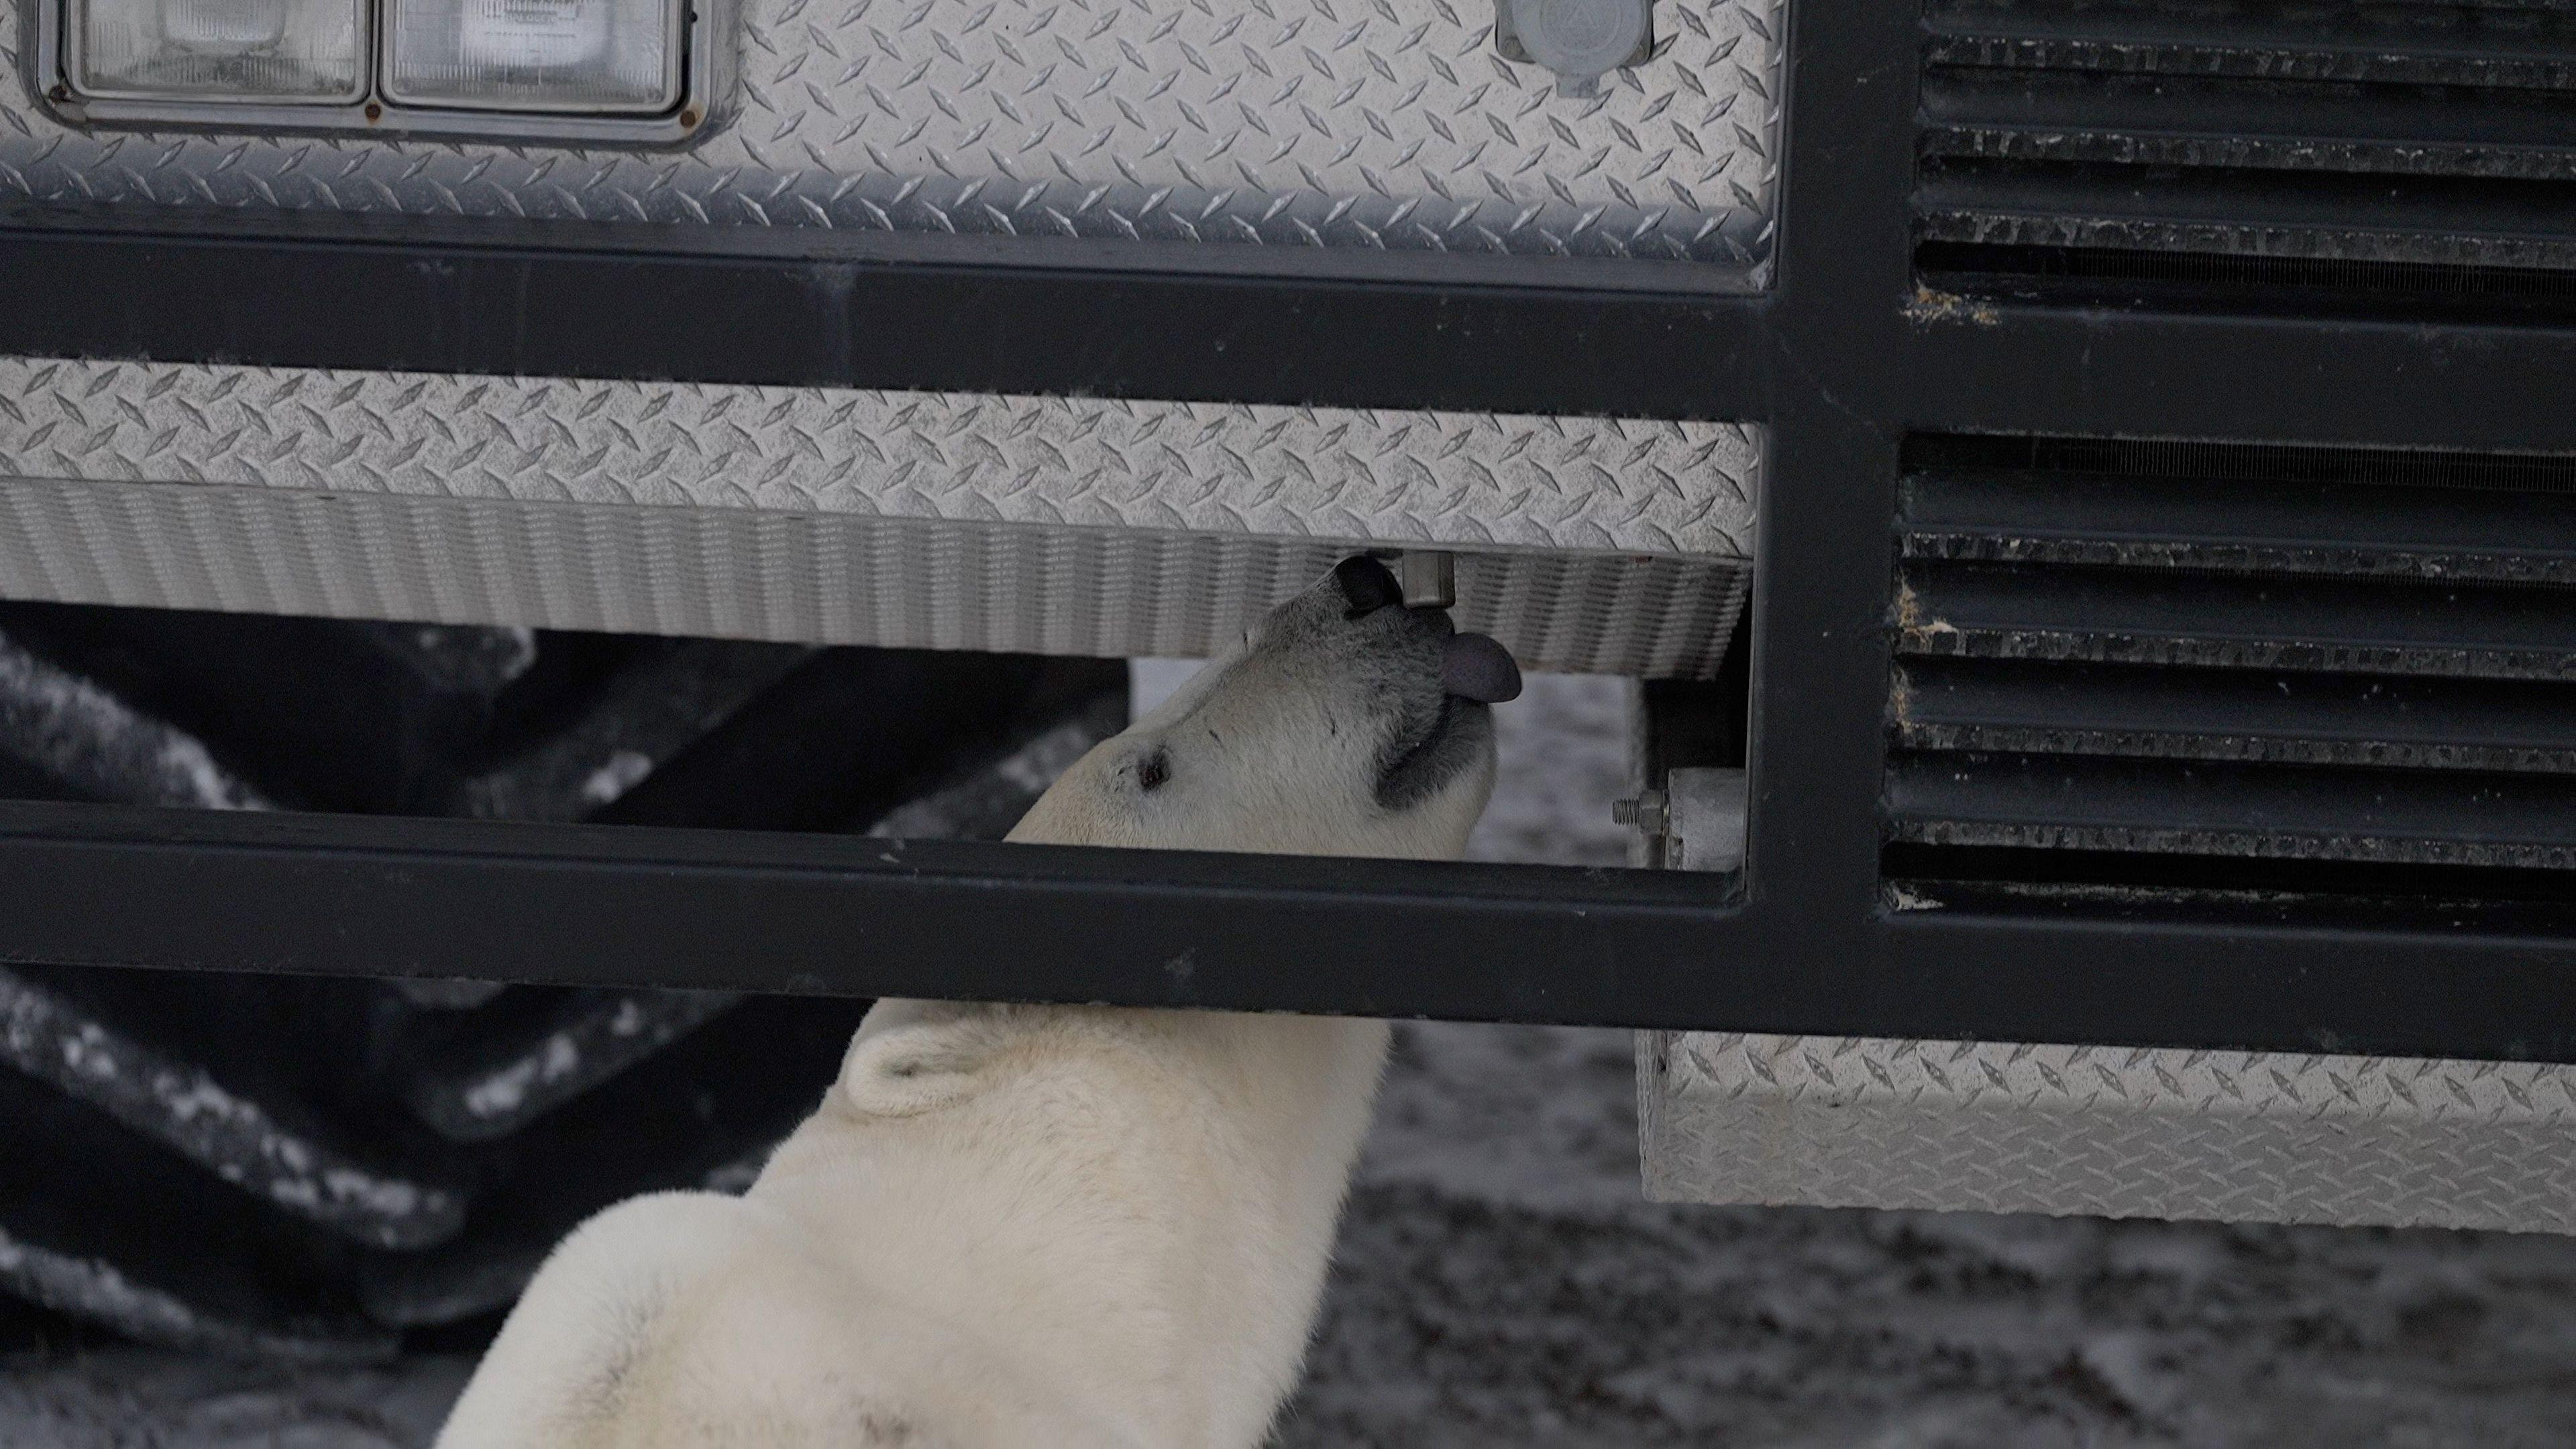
[1884,433,2576,922]
[1916,0,2576,317]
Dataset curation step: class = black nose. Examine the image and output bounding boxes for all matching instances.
[1333,555,1403,616]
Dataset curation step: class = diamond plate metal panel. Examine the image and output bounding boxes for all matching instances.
[0,480,1747,672]
[0,0,1783,277]
[0,360,1758,555]
[0,358,1758,675]
[1640,1030,2576,1233]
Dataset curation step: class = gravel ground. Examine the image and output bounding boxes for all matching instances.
[10,675,2576,1445]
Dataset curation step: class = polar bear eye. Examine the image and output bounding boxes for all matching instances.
[1135,749,1171,792]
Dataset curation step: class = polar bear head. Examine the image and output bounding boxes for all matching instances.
[1009,557,1521,861]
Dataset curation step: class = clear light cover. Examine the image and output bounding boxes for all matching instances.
[73,0,368,101]
[386,0,679,112]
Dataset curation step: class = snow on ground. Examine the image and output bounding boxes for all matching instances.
[11,676,2576,1445]
[1295,1017,2576,1448]
[0,1345,471,1448]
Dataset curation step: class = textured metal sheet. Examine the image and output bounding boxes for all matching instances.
[0,0,1783,278]
[1640,1030,2576,1233]
[0,360,1758,675]
[0,360,1758,556]
[0,480,1748,672]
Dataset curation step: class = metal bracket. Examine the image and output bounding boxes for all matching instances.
[1377,549,1457,610]
[1665,767,1747,875]
[1615,766,1743,874]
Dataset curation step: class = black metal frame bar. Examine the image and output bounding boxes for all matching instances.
[7,2,2576,1061]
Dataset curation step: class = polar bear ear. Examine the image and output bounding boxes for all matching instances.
[839,1016,999,1117]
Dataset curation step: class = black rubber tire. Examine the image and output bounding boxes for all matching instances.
[0,600,1127,1357]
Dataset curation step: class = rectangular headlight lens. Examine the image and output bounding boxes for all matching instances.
[384,0,679,113]
[72,0,368,101]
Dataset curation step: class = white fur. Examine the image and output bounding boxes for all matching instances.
[435,567,1498,1449]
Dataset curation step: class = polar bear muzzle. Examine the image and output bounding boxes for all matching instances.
[1008,555,1514,858]
[1318,557,1520,815]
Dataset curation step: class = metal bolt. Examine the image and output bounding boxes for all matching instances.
[1611,788,1668,835]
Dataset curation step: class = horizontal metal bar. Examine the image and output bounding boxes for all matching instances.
[1921,70,2576,181]
[0,209,1774,421]
[1902,307,2576,457]
[1878,904,2576,1065]
[1922,0,2576,91]
[1898,559,2576,681]
[1888,751,2576,867]
[0,798,1735,1024]
[1899,464,2576,586]
[1894,657,2576,773]
[1915,244,2576,324]
[11,212,2576,456]
[11,798,2576,1061]
[1919,162,2576,270]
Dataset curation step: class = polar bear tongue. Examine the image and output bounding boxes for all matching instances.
[1441,632,1522,704]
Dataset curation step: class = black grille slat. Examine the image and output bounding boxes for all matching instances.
[1905,433,2576,489]
[1886,868,2576,930]
[1917,242,2576,310]
[1916,0,2576,313]
[1899,464,2576,584]
[1921,72,2576,181]
[1887,434,2576,918]
[1899,560,2576,682]
[1896,657,2576,773]
[1918,163,2576,271]
[1925,0,2576,91]
[1889,753,2576,870]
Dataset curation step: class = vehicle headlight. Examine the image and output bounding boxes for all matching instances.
[384,0,679,113]
[47,0,698,133]
[72,0,369,102]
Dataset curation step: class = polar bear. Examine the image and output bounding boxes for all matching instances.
[433,555,1521,1449]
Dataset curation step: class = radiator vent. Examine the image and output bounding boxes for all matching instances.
[1884,434,2576,928]
[1916,0,2576,317]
